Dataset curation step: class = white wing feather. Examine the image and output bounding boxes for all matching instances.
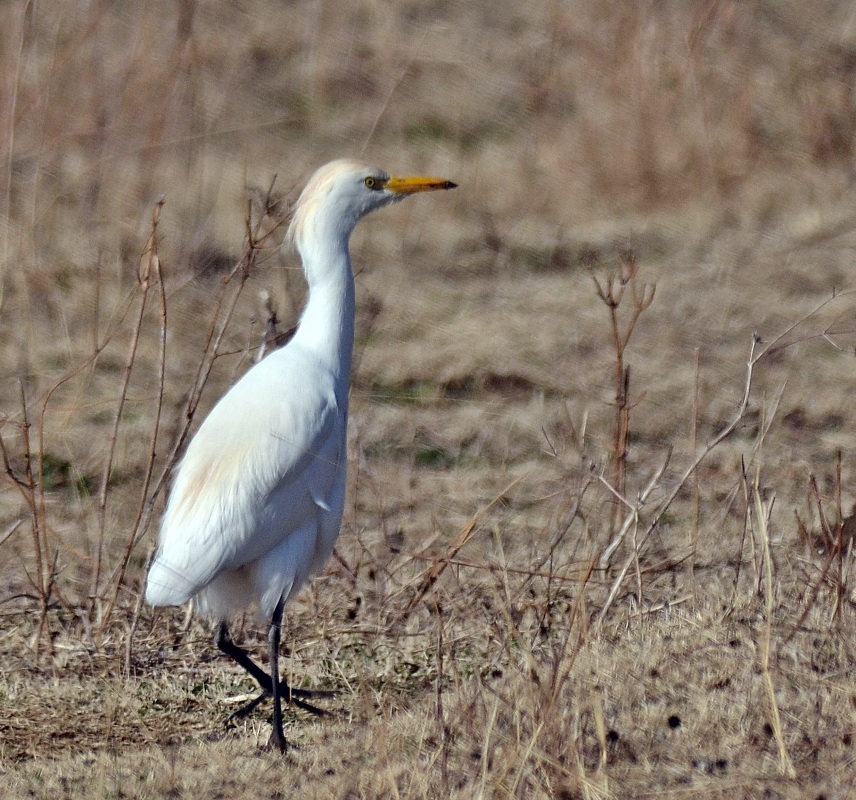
[145,342,347,614]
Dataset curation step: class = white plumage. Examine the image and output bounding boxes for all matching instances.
[145,346,346,619]
[145,158,456,750]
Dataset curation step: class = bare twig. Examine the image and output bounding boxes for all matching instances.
[591,251,655,535]
[597,334,762,624]
[99,198,167,629]
[91,199,164,620]
[755,481,796,778]
[396,475,525,622]
[598,447,672,568]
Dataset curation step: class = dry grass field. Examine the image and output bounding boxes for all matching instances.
[4,1,856,797]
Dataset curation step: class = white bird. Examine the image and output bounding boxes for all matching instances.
[145,158,456,751]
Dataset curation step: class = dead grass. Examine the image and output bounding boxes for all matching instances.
[3,0,856,797]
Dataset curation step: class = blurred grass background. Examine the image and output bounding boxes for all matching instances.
[3,1,856,797]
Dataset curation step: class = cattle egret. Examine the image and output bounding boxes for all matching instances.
[145,159,456,751]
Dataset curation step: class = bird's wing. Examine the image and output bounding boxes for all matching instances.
[145,346,346,607]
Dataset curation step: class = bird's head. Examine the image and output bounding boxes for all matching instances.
[287,159,456,253]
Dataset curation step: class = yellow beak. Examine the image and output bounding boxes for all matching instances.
[385,175,457,194]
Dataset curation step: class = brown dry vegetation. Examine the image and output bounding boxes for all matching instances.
[3,1,856,797]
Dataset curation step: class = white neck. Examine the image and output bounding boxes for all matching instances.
[291,225,356,391]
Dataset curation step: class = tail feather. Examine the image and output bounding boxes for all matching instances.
[145,559,197,607]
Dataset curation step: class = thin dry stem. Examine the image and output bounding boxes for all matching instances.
[597,333,763,623]
[591,251,655,536]
[99,198,167,629]
[90,200,162,617]
[397,474,525,621]
[755,481,796,778]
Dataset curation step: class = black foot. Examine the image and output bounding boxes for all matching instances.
[225,683,334,727]
[215,620,336,745]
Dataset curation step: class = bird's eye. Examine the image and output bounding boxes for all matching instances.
[364,176,382,190]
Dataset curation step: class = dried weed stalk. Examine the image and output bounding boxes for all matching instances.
[590,250,655,534]
[1,385,53,658]
[94,198,167,625]
[597,288,856,624]
[789,459,856,642]
[753,479,796,778]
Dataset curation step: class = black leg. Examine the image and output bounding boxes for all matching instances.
[215,622,333,718]
[216,621,271,686]
[267,596,287,752]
